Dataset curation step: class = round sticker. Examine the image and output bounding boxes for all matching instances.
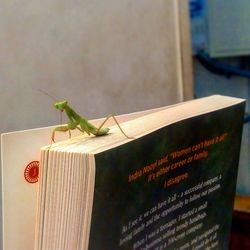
[24,161,39,183]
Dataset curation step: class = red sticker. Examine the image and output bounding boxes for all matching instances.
[24,161,39,183]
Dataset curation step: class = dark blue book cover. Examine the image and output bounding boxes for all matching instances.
[89,102,245,250]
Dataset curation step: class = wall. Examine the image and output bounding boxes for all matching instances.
[0,0,193,134]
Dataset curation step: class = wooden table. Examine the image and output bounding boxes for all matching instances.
[230,195,250,250]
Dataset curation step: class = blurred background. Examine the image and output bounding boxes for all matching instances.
[1,0,250,248]
[190,0,250,248]
[190,0,250,196]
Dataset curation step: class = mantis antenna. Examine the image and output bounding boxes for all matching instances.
[37,89,63,125]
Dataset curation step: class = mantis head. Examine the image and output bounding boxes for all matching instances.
[54,100,68,112]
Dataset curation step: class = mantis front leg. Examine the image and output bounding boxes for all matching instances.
[52,122,77,142]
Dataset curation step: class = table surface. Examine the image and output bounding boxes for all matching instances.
[234,195,250,213]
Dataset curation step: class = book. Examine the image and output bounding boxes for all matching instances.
[34,95,245,250]
[1,107,165,250]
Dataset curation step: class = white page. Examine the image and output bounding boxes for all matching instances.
[1,127,54,250]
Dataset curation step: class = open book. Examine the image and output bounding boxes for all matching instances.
[1,95,245,249]
[34,95,245,250]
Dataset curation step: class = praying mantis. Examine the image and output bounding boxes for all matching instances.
[51,100,132,142]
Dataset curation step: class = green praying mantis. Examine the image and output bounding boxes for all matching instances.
[51,100,133,142]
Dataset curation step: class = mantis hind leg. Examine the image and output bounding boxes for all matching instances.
[96,114,133,139]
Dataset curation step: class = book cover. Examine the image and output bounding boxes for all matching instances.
[1,127,52,250]
[89,103,244,250]
[35,96,245,250]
